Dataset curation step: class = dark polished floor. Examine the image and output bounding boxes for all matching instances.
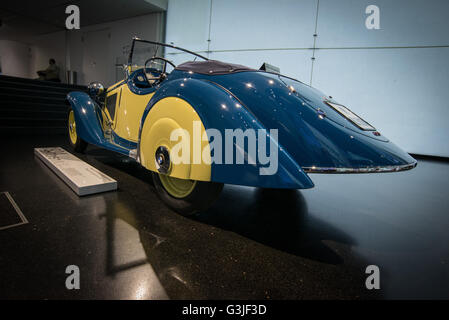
[0,135,448,299]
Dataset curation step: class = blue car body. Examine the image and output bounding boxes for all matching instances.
[67,40,416,191]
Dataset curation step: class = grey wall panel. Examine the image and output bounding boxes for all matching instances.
[165,0,449,157]
[165,0,211,51]
[209,50,312,82]
[209,0,317,51]
[312,47,449,157]
[317,0,449,48]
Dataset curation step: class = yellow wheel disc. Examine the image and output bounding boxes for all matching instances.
[68,110,77,145]
[159,174,197,198]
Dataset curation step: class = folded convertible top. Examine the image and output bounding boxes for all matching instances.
[176,60,254,75]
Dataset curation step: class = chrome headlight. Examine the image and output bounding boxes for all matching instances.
[87,82,105,102]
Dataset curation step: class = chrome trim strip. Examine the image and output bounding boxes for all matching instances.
[303,161,417,174]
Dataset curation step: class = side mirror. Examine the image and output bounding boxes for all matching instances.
[87,82,105,104]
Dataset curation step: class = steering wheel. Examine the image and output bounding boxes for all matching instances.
[143,57,176,85]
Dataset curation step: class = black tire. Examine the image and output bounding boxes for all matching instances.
[151,172,223,216]
[67,107,88,153]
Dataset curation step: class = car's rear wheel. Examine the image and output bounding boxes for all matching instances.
[151,172,223,216]
[67,108,88,153]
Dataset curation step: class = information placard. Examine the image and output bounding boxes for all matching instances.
[35,147,117,196]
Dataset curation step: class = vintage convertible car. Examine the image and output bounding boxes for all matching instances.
[66,38,417,215]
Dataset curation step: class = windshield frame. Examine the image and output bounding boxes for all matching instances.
[127,37,208,72]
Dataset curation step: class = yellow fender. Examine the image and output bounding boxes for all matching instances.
[139,97,211,181]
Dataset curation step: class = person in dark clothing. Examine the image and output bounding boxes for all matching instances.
[37,58,60,82]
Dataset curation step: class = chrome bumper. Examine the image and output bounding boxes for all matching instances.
[302,161,417,174]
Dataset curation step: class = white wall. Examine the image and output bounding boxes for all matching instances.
[66,12,165,86]
[313,0,449,158]
[0,40,32,78]
[14,12,164,86]
[29,31,67,81]
[165,0,449,158]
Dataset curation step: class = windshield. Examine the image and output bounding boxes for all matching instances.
[129,41,162,72]
[128,39,208,73]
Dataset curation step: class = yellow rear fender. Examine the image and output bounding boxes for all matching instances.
[139,97,211,182]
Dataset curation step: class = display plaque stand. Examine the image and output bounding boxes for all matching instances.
[34,147,117,196]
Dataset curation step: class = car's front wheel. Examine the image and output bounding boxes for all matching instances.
[151,172,223,216]
[67,108,88,153]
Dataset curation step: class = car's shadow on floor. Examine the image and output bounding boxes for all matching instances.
[86,148,355,265]
[194,186,354,265]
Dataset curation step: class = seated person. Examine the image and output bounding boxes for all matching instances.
[37,58,60,82]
